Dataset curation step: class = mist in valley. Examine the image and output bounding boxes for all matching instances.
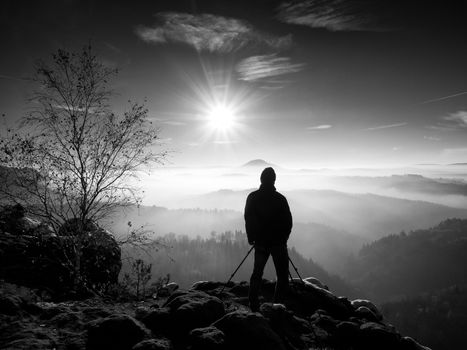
[109,161,467,280]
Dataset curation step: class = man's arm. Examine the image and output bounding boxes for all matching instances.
[244,194,257,245]
[283,197,293,240]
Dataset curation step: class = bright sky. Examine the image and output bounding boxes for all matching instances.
[1,0,467,169]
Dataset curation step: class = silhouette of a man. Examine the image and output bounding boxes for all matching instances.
[245,167,293,311]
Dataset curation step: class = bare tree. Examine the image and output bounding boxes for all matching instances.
[0,46,167,288]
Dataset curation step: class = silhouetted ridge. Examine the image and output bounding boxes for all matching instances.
[242,159,273,167]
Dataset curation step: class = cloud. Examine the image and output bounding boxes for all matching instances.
[307,124,332,130]
[276,0,390,32]
[236,54,305,84]
[363,122,407,131]
[429,111,467,131]
[420,91,467,105]
[443,111,467,128]
[136,12,292,53]
[423,135,441,141]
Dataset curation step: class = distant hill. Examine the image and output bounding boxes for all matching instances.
[344,218,467,303]
[241,159,274,168]
[176,188,466,238]
[333,174,467,196]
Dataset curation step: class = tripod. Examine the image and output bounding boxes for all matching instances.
[220,245,255,293]
[220,246,305,293]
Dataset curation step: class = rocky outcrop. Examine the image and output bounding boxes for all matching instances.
[0,205,121,297]
[0,277,431,350]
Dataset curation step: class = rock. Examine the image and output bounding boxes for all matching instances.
[135,306,152,321]
[309,312,339,333]
[355,306,380,322]
[81,306,112,321]
[49,311,83,329]
[335,321,361,347]
[400,336,432,350]
[259,303,314,349]
[188,326,225,350]
[37,302,71,320]
[0,212,121,297]
[0,323,59,350]
[157,282,179,297]
[351,299,383,321]
[228,281,249,297]
[86,314,148,350]
[213,310,286,350]
[132,338,172,350]
[0,294,22,315]
[303,277,329,290]
[141,307,173,335]
[358,322,401,350]
[165,290,225,333]
[287,279,353,318]
[191,281,227,292]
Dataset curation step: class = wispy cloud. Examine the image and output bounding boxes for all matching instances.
[423,135,441,141]
[429,111,467,131]
[307,124,332,130]
[236,54,305,85]
[276,0,390,32]
[364,122,407,131]
[136,12,292,53]
[421,91,467,105]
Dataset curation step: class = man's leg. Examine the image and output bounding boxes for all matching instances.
[249,246,270,311]
[271,245,289,304]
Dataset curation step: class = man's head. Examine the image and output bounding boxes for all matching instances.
[260,167,276,185]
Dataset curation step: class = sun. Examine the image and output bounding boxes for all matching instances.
[207,104,236,130]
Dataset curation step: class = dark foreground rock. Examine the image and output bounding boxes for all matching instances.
[0,206,121,298]
[86,314,148,350]
[0,277,431,350]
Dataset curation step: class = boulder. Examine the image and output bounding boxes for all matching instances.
[358,322,401,350]
[351,299,383,321]
[188,326,225,350]
[191,281,228,292]
[213,310,286,350]
[86,314,148,350]
[0,294,23,315]
[132,339,172,350]
[164,290,225,333]
[400,336,432,350]
[0,211,121,297]
[259,303,314,349]
[287,279,353,318]
[355,306,380,322]
[335,321,361,347]
[303,277,329,290]
[141,307,173,336]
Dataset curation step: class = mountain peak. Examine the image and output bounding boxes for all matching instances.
[242,159,273,168]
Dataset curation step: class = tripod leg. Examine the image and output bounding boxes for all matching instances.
[288,256,305,283]
[220,245,255,293]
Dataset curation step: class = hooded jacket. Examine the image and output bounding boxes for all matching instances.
[244,184,293,246]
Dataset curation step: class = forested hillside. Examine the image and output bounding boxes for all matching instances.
[344,218,467,302]
[381,285,467,350]
[122,231,361,299]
